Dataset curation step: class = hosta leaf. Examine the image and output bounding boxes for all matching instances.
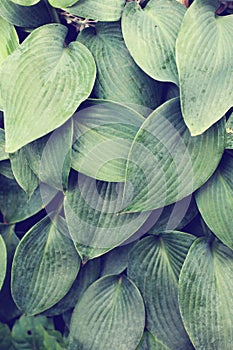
[176,0,233,135]
[0,0,51,28]
[122,0,185,85]
[44,258,101,316]
[72,99,144,182]
[0,160,14,179]
[11,215,81,315]
[39,119,73,191]
[136,331,170,350]
[195,153,233,250]
[0,173,43,223]
[10,0,40,6]
[68,275,145,350]
[1,24,96,153]
[10,148,39,198]
[64,172,151,261]
[128,233,195,349]
[12,315,66,350]
[0,16,18,63]
[179,238,233,349]
[123,97,225,212]
[49,0,78,8]
[0,224,20,322]
[0,235,7,291]
[77,22,162,109]
[0,129,8,161]
[226,112,233,149]
[64,0,125,22]
[23,135,49,178]
[0,322,12,349]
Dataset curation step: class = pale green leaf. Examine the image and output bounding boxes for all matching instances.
[136,331,170,350]
[23,135,49,178]
[195,153,233,250]
[0,173,44,223]
[11,215,81,315]
[179,237,233,350]
[44,258,101,316]
[122,0,185,85]
[176,0,233,135]
[0,129,8,161]
[0,16,18,63]
[0,235,7,291]
[68,275,145,350]
[77,22,162,109]
[226,112,233,149]
[72,99,144,182]
[123,97,225,212]
[0,0,52,27]
[1,23,96,153]
[64,0,125,22]
[12,315,66,350]
[0,224,20,323]
[64,172,151,261]
[10,0,40,6]
[128,232,195,349]
[10,147,39,198]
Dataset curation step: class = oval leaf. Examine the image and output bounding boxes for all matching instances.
[64,172,151,261]
[123,97,225,212]
[0,235,7,291]
[64,0,125,22]
[195,153,233,250]
[128,233,195,349]
[179,238,233,349]
[10,0,40,6]
[68,275,145,350]
[1,23,96,153]
[176,0,233,135]
[72,99,144,182]
[77,22,162,109]
[11,215,81,315]
[122,0,185,85]
[0,0,51,27]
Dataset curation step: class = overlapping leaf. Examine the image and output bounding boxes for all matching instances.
[123,97,225,212]
[179,238,233,349]
[0,235,7,291]
[64,172,151,261]
[11,215,81,315]
[10,0,40,6]
[176,0,233,135]
[0,16,18,63]
[195,153,233,250]
[122,0,185,85]
[77,22,162,109]
[226,112,233,149]
[137,331,170,350]
[128,233,195,349]
[68,275,145,350]
[0,129,8,161]
[0,0,51,27]
[72,100,144,182]
[64,0,125,22]
[1,24,96,153]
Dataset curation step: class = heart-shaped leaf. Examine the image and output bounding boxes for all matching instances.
[64,0,125,22]
[179,237,233,349]
[123,97,225,212]
[10,0,40,6]
[0,0,52,27]
[1,23,96,153]
[122,0,186,85]
[0,235,7,291]
[128,232,195,349]
[64,172,151,261]
[68,275,145,350]
[11,215,81,315]
[72,99,144,182]
[77,22,162,109]
[195,153,233,250]
[176,0,233,135]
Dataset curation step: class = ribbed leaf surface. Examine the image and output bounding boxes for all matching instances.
[128,233,195,349]
[0,235,7,291]
[179,238,233,349]
[68,275,145,350]
[176,0,233,135]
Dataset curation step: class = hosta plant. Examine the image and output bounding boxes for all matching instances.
[0,0,232,349]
